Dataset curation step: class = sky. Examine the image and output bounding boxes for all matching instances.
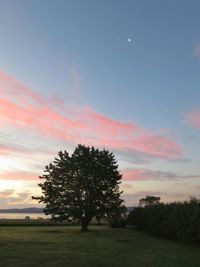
[0,0,200,208]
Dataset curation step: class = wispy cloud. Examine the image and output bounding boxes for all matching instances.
[79,108,182,159]
[122,168,199,181]
[184,109,200,130]
[0,189,15,198]
[0,143,33,156]
[0,69,183,177]
[0,189,34,208]
[0,170,38,181]
[0,70,64,107]
[194,43,200,58]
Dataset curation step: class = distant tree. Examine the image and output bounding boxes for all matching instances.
[32,144,124,231]
[139,195,160,207]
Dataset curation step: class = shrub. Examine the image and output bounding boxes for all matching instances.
[128,198,200,242]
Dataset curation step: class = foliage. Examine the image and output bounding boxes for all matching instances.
[128,197,200,242]
[33,144,123,231]
[139,195,160,207]
[108,204,128,228]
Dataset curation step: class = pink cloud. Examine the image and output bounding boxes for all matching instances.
[82,107,139,138]
[78,109,181,159]
[0,98,85,141]
[0,70,64,107]
[184,110,200,130]
[129,135,181,159]
[123,169,148,181]
[0,70,182,164]
[0,146,11,155]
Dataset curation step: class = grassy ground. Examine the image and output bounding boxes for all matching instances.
[0,226,199,267]
[0,219,67,226]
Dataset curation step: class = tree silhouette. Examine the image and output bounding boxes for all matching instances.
[33,144,123,231]
[139,195,160,207]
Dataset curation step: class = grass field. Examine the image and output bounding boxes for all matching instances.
[0,226,199,267]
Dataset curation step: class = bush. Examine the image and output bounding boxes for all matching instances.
[128,198,200,242]
[109,215,127,228]
[109,205,128,228]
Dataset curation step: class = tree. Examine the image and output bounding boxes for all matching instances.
[33,144,123,231]
[139,195,160,207]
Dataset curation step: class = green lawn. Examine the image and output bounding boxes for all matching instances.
[0,226,199,267]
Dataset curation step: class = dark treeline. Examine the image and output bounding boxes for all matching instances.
[128,197,200,242]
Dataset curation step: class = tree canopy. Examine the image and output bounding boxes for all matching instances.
[33,144,124,231]
[139,195,160,207]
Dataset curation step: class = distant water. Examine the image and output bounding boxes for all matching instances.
[0,213,50,219]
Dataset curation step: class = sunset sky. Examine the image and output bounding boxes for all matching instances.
[0,0,200,208]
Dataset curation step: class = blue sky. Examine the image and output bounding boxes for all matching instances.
[0,0,200,208]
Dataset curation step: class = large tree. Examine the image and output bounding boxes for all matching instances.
[33,144,123,231]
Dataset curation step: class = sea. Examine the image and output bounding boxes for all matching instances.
[0,213,50,219]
